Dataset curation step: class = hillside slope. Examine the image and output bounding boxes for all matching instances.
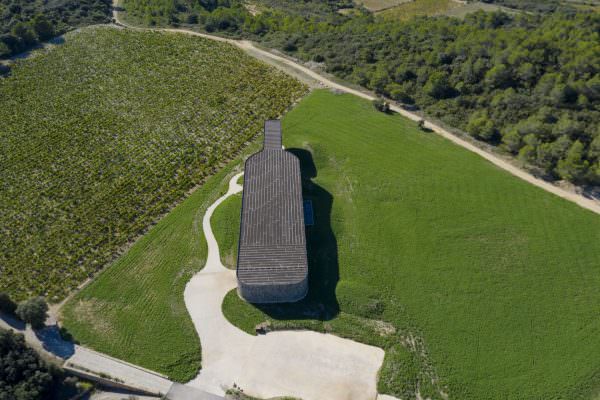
[0,26,306,301]
[221,90,600,400]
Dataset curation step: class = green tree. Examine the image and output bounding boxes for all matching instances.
[518,144,536,163]
[0,41,10,58]
[0,293,17,315]
[467,111,496,141]
[485,64,513,89]
[536,136,572,172]
[12,22,37,47]
[31,16,55,41]
[424,71,453,99]
[550,83,578,105]
[370,65,390,95]
[517,62,537,87]
[588,133,600,161]
[15,297,48,330]
[501,129,522,154]
[556,140,589,182]
[386,83,414,104]
[0,329,58,400]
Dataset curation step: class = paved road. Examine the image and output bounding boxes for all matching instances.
[0,314,172,396]
[184,173,386,400]
[111,5,600,216]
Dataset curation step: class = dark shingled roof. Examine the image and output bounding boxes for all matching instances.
[237,121,308,286]
[263,120,282,150]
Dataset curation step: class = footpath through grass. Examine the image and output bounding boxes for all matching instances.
[220,90,600,400]
[61,141,260,382]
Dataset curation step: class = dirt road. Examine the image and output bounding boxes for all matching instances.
[111,5,600,217]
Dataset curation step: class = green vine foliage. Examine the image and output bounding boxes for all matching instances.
[0,26,307,301]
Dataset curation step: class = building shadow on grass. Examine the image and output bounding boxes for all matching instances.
[249,147,340,322]
[35,325,75,359]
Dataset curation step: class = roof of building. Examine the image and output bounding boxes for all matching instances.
[237,121,308,286]
[263,119,283,150]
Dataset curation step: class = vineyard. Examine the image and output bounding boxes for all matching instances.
[0,26,307,301]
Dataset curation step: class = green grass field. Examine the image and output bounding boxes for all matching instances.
[377,0,507,19]
[220,90,600,399]
[379,0,461,19]
[212,192,242,269]
[354,0,412,12]
[60,141,261,382]
[0,26,306,301]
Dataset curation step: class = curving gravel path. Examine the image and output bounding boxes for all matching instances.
[183,172,386,400]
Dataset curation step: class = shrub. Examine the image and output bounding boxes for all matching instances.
[31,15,55,41]
[373,98,390,113]
[556,140,589,182]
[467,111,496,141]
[0,329,60,399]
[424,71,454,99]
[0,293,17,315]
[16,297,48,329]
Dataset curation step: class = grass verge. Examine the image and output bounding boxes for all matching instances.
[221,89,600,400]
[61,140,261,382]
[212,193,242,269]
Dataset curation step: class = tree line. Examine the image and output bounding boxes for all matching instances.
[118,0,600,186]
[0,292,88,400]
[0,328,88,400]
[0,0,112,59]
[0,292,48,329]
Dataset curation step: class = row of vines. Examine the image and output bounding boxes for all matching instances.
[0,26,307,301]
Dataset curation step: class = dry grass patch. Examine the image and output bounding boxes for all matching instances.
[355,0,413,12]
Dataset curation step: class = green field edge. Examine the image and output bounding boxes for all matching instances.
[59,137,264,382]
[219,90,600,400]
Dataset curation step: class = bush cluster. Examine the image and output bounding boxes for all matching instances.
[0,328,85,400]
[0,293,48,329]
[0,0,111,58]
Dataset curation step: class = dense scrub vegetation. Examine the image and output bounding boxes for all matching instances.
[118,0,600,187]
[0,26,307,301]
[221,90,600,400]
[0,0,111,58]
[0,329,84,400]
[268,11,600,185]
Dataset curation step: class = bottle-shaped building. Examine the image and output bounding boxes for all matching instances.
[236,120,308,303]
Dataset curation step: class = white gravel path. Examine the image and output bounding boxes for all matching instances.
[183,172,385,400]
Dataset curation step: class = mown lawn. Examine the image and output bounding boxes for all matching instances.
[61,141,261,382]
[220,90,600,400]
[212,193,242,269]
